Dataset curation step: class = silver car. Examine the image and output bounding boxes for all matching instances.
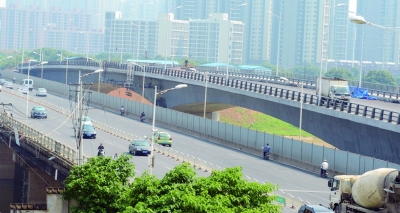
[4,81,13,89]
[36,88,47,97]
[129,139,151,156]
[0,78,5,85]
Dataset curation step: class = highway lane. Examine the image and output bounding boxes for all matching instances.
[8,86,335,208]
[230,77,400,112]
[0,87,189,179]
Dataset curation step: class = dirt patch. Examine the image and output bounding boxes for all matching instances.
[107,88,152,105]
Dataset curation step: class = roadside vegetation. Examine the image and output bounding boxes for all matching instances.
[63,155,281,213]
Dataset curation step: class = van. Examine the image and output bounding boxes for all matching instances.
[22,79,33,91]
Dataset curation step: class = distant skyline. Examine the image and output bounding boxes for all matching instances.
[0,0,399,74]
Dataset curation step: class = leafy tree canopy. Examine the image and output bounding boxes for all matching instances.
[364,70,398,86]
[325,67,354,80]
[63,156,281,213]
[290,63,320,76]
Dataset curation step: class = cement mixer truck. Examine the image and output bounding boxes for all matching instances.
[328,168,400,213]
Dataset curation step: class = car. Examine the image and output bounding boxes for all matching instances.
[129,139,151,156]
[30,106,47,119]
[79,124,97,139]
[19,86,28,94]
[35,88,47,96]
[153,131,172,147]
[4,81,13,89]
[298,204,334,213]
[0,78,5,85]
[0,85,2,92]
[79,116,93,126]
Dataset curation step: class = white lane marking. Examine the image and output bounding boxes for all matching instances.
[102,141,113,145]
[135,169,141,174]
[54,131,60,135]
[35,122,43,126]
[165,166,172,170]
[229,153,245,159]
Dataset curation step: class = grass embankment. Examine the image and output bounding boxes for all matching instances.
[219,107,334,148]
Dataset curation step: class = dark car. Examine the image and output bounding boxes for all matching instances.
[79,124,97,139]
[129,139,151,156]
[298,204,334,213]
[30,106,47,119]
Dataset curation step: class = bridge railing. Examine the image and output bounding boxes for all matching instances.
[3,70,399,175]
[0,111,86,168]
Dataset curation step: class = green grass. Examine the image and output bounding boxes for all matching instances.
[219,108,315,137]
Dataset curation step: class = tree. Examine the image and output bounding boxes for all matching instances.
[350,67,360,80]
[364,70,398,86]
[124,163,281,213]
[325,67,354,80]
[63,155,135,213]
[290,63,320,76]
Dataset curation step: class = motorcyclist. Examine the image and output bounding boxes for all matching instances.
[321,160,329,176]
[263,144,270,159]
[13,77,16,83]
[97,143,105,156]
[120,106,125,115]
[140,112,145,121]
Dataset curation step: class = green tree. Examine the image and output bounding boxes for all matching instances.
[124,163,280,213]
[350,67,360,80]
[63,155,135,213]
[290,63,320,76]
[396,77,400,86]
[325,67,354,80]
[364,70,398,86]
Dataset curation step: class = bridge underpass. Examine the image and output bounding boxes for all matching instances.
[14,66,400,163]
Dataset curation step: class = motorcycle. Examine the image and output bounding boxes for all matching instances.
[264,153,270,160]
[120,109,125,116]
[98,149,105,156]
[140,115,145,122]
[320,168,328,178]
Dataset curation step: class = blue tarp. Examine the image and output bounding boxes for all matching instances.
[349,86,377,100]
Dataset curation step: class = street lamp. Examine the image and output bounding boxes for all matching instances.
[25,60,34,125]
[14,50,21,71]
[203,72,209,118]
[281,77,303,140]
[104,27,112,62]
[79,32,89,62]
[130,22,141,60]
[129,63,146,102]
[57,53,62,61]
[267,10,282,76]
[40,61,48,79]
[150,84,187,174]
[318,3,346,106]
[33,51,41,62]
[77,69,104,166]
[57,54,69,84]
[350,15,400,88]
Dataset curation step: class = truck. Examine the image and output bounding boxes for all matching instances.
[328,168,400,213]
[316,77,351,103]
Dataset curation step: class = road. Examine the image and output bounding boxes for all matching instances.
[0,86,334,212]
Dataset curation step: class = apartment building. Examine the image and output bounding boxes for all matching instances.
[0,4,103,55]
[105,11,158,60]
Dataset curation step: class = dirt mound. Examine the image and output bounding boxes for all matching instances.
[107,87,152,105]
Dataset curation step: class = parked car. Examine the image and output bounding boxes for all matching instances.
[19,86,28,94]
[153,132,172,147]
[129,139,151,156]
[35,88,47,97]
[0,78,5,85]
[4,81,13,89]
[31,106,47,119]
[77,124,97,139]
[298,204,333,213]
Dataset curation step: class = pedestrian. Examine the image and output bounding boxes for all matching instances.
[113,153,118,159]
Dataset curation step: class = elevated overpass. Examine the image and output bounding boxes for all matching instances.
[8,63,400,163]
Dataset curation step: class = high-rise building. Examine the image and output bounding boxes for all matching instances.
[0,4,103,55]
[189,13,245,64]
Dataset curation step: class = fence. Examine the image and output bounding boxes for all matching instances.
[2,70,399,176]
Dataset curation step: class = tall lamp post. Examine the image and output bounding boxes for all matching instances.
[267,9,282,76]
[203,72,209,118]
[130,63,146,102]
[40,61,48,79]
[318,3,346,106]
[14,50,21,71]
[79,32,89,62]
[77,69,104,166]
[57,54,69,84]
[130,22,141,60]
[150,84,187,174]
[350,15,400,88]
[104,27,112,62]
[25,60,34,125]
[281,77,303,140]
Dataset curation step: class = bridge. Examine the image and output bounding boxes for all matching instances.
[11,61,400,163]
[1,70,400,212]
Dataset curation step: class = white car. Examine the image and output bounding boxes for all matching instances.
[4,82,13,89]
[79,116,93,126]
[19,86,28,94]
[36,88,47,97]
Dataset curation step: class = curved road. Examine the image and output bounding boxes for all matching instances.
[1,86,333,212]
